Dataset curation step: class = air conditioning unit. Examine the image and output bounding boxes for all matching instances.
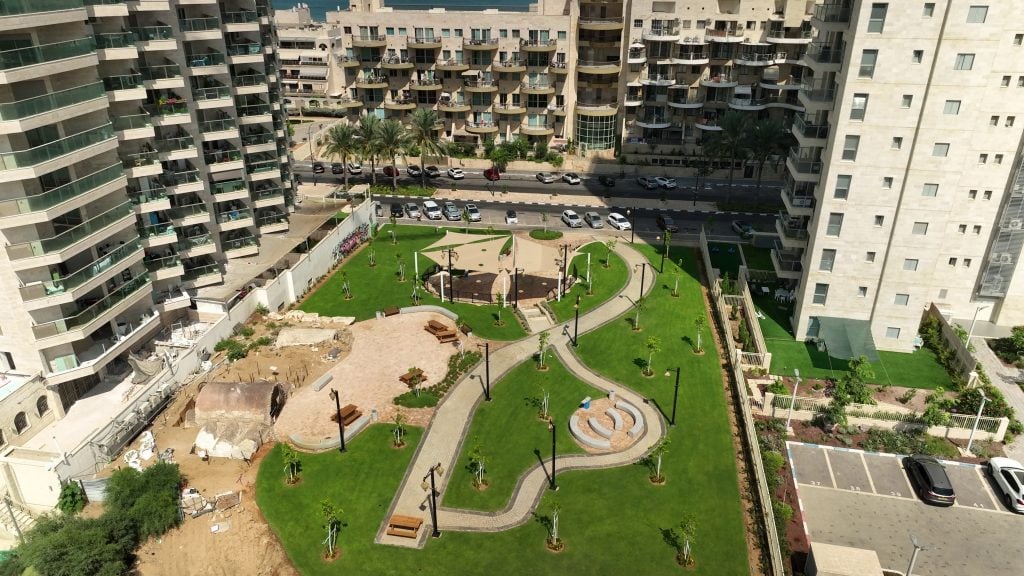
[997,253,1013,264]
[1009,219,1023,229]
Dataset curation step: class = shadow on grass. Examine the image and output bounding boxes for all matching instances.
[681,336,694,349]
[533,511,553,540]
[533,449,552,486]
[632,357,647,370]
[646,397,670,424]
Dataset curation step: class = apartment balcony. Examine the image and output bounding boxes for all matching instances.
[176,231,215,258]
[128,0,171,10]
[246,157,279,180]
[19,239,144,311]
[5,201,134,267]
[786,147,823,183]
[464,38,499,50]
[465,120,498,134]
[759,73,802,91]
[202,148,243,173]
[0,0,85,26]
[43,306,162,385]
[520,81,555,95]
[642,27,680,42]
[492,58,525,73]
[138,220,177,248]
[577,59,620,75]
[705,28,747,43]
[2,83,108,141]
[812,2,852,26]
[762,94,804,112]
[241,131,276,154]
[464,79,497,93]
[701,72,738,88]
[549,60,569,74]
[141,64,184,90]
[728,97,768,111]
[129,25,176,52]
[215,205,254,230]
[232,72,268,95]
[493,102,525,115]
[436,58,469,72]
[734,49,777,67]
[129,184,170,213]
[0,37,97,84]
[381,55,414,70]
[627,48,646,64]
[180,17,221,40]
[667,94,704,109]
[520,38,557,52]
[384,97,416,110]
[256,211,288,234]
[143,100,189,127]
[352,34,386,48]
[236,102,272,125]
[766,28,813,44]
[186,52,228,75]
[193,85,232,109]
[223,235,258,258]
[781,185,816,217]
[409,78,442,91]
[329,96,363,110]
[639,73,673,87]
[211,178,249,201]
[546,103,566,116]
[222,10,260,32]
[337,55,360,68]
[169,202,209,228]
[143,254,183,282]
[198,117,239,141]
[355,74,388,89]
[252,186,284,208]
[159,168,204,194]
[805,42,844,69]
[85,0,129,18]
[407,35,441,49]
[792,114,829,145]
[520,122,553,136]
[31,273,152,345]
[775,212,809,248]
[635,114,671,129]
[695,117,722,131]
[0,122,117,182]
[576,101,618,116]
[673,51,709,65]
[153,286,190,315]
[156,135,197,161]
[798,80,835,110]
[0,163,125,228]
[226,42,263,65]
[771,243,804,280]
[103,73,146,101]
[182,262,221,287]
[578,17,624,31]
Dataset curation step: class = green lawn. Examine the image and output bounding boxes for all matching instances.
[548,242,628,322]
[708,242,743,278]
[443,356,598,511]
[742,245,774,271]
[300,225,526,341]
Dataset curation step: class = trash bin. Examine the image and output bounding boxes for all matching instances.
[582,396,591,409]
[375,202,383,217]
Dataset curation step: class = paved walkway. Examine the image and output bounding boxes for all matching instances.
[971,336,1024,461]
[375,239,663,547]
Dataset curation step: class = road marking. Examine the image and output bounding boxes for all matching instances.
[976,466,1002,509]
[821,447,838,488]
[898,458,917,496]
[798,483,1015,515]
[860,452,877,494]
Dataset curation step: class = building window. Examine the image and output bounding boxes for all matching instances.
[932,143,950,157]
[891,136,903,149]
[1007,116,1016,127]
[882,176,894,189]
[558,31,567,40]
[949,257,958,266]
[968,189,978,199]
[826,213,844,236]
[973,225,983,234]
[812,283,829,305]
[819,249,836,272]
[1015,34,1023,46]
[922,183,938,197]
[859,49,878,78]
[842,135,860,160]
[964,258,973,267]
[499,29,508,38]
[13,412,27,435]
[835,174,851,199]
[886,327,901,339]
[511,30,520,38]
[954,53,975,70]
[966,5,988,23]
[984,190,993,199]
[894,293,910,306]
[36,396,48,417]
[912,50,924,63]
[958,224,967,234]
[682,20,692,29]
[850,93,868,120]
[858,286,868,297]
[904,258,919,271]
[938,289,948,299]
[1019,76,1024,87]
[979,153,988,164]
[912,221,929,235]
[943,100,961,114]
[696,20,706,29]
[866,251,877,262]
[901,94,913,108]
[867,3,888,32]
[1002,75,1012,87]
[633,19,643,28]
[995,154,1004,164]
[385,27,395,36]
[991,115,1000,126]
[923,3,935,17]
[874,215,885,226]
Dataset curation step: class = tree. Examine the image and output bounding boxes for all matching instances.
[377,119,409,190]
[603,238,617,268]
[540,211,549,232]
[322,123,358,190]
[921,387,953,427]
[340,271,352,299]
[633,297,647,331]
[644,335,661,376]
[694,314,707,353]
[57,482,87,516]
[395,253,405,282]
[546,497,563,550]
[1011,325,1024,356]
[537,330,550,369]
[407,109,445,188]
[281,443,300,484]
[644,438,671,483]
[745,118,789,201]
[320,499,342,559]
[494,292,506,326]
[677,515,697,566]
[705,111,750,203]
[356,114,382,185]
[467,442,487,488]
[393,410,407,447]
[488,145,513,170]
[823,355,876,428]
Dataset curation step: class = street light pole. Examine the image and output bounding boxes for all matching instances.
[629,207,637,244]
[446,249,455,303]
[671,366,680,426]
[785,369,801,434]
[513,267,523,309]
[906,535,927,576]
[549,420,558,490]
[329,388,346,453]
[562,244,569,298]
[967,304,992,344]
[308,124,315,161]
[422,463,444,538]
[573,295,580,347]
[483,342,491,401]
[966,388,989,455]
[637,262,647,301]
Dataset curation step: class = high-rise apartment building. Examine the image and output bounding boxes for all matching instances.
[0,0,289,418]
[786,1,1024,351]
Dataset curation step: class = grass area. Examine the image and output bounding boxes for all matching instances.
[574,245,749,574]
[369,185,435,197]
[300,225,526,341]
[548,242,629,322]
[708,242,743,278]
[443,356,598,511]
[742,245,774,271]
[529,229,563,240]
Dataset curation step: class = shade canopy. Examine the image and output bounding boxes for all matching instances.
[815,317,880,363]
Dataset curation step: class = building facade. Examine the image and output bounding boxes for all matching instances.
[0,0,290,433]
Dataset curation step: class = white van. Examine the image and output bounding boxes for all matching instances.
[422,200,442,220]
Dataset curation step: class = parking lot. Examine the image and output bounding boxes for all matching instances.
[788,442,1021,575]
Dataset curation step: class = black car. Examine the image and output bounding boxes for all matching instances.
[389,203,404,218]
[598,175,616,187]
[407,164,422,177]
[904,454,956,506]
[425,165,441,177]
[331,162,344,174]
[656,214,679,233]
[312,161,325,174]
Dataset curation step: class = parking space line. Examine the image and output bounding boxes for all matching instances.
[974,466,1002,509]
[898,458,916,496]
[859,453,877,494]
[821,447,838,488]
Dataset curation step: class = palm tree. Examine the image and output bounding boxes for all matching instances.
[377,119,409,190]
[407,109,445,188]
[746,118,790,202]
[356,114,382,185]
[705,111,751,204]
[322,123,358,191]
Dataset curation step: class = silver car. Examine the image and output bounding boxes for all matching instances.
[465,203,481,222]
[584,212,603,228]
[561,210,582,228]
[443,201,461,220]
[536,172,557,184]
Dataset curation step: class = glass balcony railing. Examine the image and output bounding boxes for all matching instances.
[144,101,188,117]
[23,238,143,301]
[128,184,167,205]
[159,169,200,187]
[246,159,278,174]
[31,273,150,339]
[6,201,132,259]
[212,179,246,195]
[223,11,259,24]
[112,113,151,131]
[256,212,287,226]
[145,254,181,273]
[199,118,237,133]
[0,123,114,171]
[787,148,823,175]
[183,263,218,281]
[227,43,262,56]
[122,150,158,169]
[177,232,212,252]
[186,52,226,67]
[180,17,220,32]
[233,73,266,87]
[137,221,175,239]
[157,136,195,153]
[129,26,174,41]
[0,37,95,71]
[170,203,209,220]
[0,0,84,16]
[193,86,231,101]
[223,236,257,251]
[0,163,122,216]
[0,82,105,122]
[236,103,271,117]
[103,73,143,92]
[204,149,243,164]
[241,132,274,146]
[217,207,252,224]
[94,31,136,49]
[140,64,182,81]
[252,186,283,201]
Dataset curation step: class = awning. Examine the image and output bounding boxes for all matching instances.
[329,91,345,98]
[421,236,509,272]
[630,42,645,49]
[461,69,482,76]
[814,317,880,363]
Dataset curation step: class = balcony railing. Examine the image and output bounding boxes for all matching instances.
[799,80,835,102]
[128,184,167,205]
[112,113,151,131]
[256,212,287,226]
[236,103,271,117]
[103,73,143,92]
[137,220,175,239]
[199,117,237,133]
[204,149,243,164]
[787,148,823,175]
[233,73,266,87]
[0,82,105,121]
[31,273,150,339]
[227,43,262,56]
[241,132,274,146]
[193,86,230,101]
[0,0,83,16]
[793,115,830,139]
[217,207,253,224]
[805,42,843,64]
[465,38,499,47]
[170,203,209,220]
[782,186,816,210]
[1,123,114,171]
[122,150,158,169]
[6,201,131,259]
[0,163,122,217]
[179,17,220,32]
[464,79,495,88]
[157,136,195,153]
[813,2,852,23]
[252,186,283,201]
[141,64,182,81]
[145,254,180,273]
[246,159,278,174]
[129,26,174,41]
[159,169,200,187]
[222,10,259,24]
[94,32,136,49]
[186,52,226,67]
[183,263,219,281]
[353,34,386,42]
[0,37,95,71]
[223,236,257,251]
[212,179,246,195]
[22,238,142,301]
[777,212,810,240]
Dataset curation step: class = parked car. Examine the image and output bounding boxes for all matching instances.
[407,164,423,177]
[536,172,557,184]
[382,165,398,177]
[447,167,465,179]
[389,203,404,218]
[654,177,678,189]
[987,457,1024,513]
[443,201,461,220]
[484,167,501,181]
[347,162,363,175]
[598,175,616,187]
[904,454,956,506]
[422,200,442,220]
[465,203,481,222]
[505,209,518,224]
[404,202,421,219]
[331,162,344,174]
[562,172,581,185]
[637,176,658,190]
[561,209,582,228]
[425,165,441,177]
[607,212,631,230]
[584,211,603,228]
[732,220,755,239]
[312,161,325,174]
[656,214,679,233]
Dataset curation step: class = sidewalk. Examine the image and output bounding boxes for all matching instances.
[403,187,726,214]
[971,336,1024,460]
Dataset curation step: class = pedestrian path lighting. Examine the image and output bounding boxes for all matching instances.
[966,388,988,455]
[328,388,346,453]
[421,463,445,538]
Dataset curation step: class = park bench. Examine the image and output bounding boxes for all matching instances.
[588,417,614,439]
[425,320,449,335]
[386,514,423,539]
[383,306,400,317]
[605,408,624,431]
[569,414,611,450]
[435,330,458,343]
[340,404,362,426]
[399,369,427,386]
[615,400,645,438]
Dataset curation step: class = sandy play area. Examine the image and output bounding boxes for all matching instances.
[273,311,464,440]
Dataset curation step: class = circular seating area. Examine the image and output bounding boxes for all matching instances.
[568,395,645,451]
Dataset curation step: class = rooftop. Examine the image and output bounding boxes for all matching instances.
[0,372,41,404]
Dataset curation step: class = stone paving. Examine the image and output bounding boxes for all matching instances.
[375,239,663,547]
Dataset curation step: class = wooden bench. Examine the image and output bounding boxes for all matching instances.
[399,370,427,386]
[435,330,458,343]
[386,514,423,538]
[340,404,362,426]
[425,320,449,335]
[383,306,400,317]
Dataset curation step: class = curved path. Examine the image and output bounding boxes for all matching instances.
[375,238,664,548]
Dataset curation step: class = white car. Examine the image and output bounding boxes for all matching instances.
[607,212,631,230]
[465,203,481,222]
[562,172,581,185]
[505,209,518,224]
[347,162,362,175]
[988,457,1024,512]
[536,172,557,184]
[584,211,603,228]
[447,167,465,179]
[654,177,678,189]
[421,200,442,220]
[561,209,582,228]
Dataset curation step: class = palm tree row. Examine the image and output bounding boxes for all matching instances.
[704,111,795,203]
[320,109,447,191]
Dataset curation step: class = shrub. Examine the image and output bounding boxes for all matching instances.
[766,380,787,396]
[57,482,87,516]
[233,325,255,338]
[762,450,785,492]
[393,390,439,408]
[529,229,563,240]
[548,153,564,168]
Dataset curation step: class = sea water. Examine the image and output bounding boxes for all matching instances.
[272,1,533,23]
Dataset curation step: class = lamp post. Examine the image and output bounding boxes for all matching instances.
[965,388,988,455]
[482,342,491,401]
[548,419,558,490]
[513,267,524,309]
[635,262,647,300]
[657,234,669,273]
[445,248,456,303]
[785,369,801,434]
[967,303,992,344]
[573,295,580,347]
[905,535,927,576]
[561,243,570,298]
[422,463,444,538]
[627,207,637,244]
[308,124,315,161]
[670,366,680,426]
[3,496,22,543]
[329,388,346,453]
